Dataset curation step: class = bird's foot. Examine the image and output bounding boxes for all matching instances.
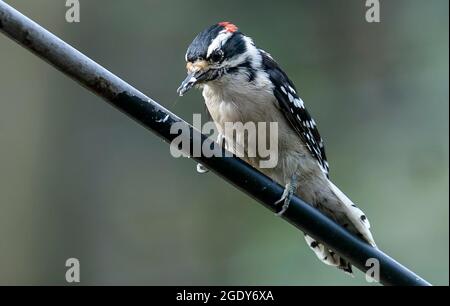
[196,133,226,174]
[275,174,298,216]
[196,163,209,174]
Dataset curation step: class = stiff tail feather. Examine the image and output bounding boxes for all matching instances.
[303,180,376,274]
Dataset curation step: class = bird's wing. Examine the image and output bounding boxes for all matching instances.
[260,50,329,176]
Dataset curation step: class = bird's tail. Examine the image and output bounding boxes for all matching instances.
[304,234,354,274]
[303,180,376,275]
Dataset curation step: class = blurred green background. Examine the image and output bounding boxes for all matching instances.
[0,0,448,285]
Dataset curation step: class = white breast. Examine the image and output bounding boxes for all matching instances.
[202,72,274,125]
[200,71,321,186]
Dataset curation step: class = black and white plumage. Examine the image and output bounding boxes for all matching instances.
[178,22,376,274]
[261,52,330,177]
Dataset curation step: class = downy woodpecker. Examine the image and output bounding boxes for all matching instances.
[177,22,376,274]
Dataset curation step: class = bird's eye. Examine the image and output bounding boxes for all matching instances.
[210,50,224,63]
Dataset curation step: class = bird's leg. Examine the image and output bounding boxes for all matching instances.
[196,133,226,174]
[275,173,298,216]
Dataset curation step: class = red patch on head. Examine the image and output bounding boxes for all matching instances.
[218,22,238,33]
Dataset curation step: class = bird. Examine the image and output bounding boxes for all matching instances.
[177,22,376,274]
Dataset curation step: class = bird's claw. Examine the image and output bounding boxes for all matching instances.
[196,133,226,174]
[196,163,209,174]
[275,175,298,216]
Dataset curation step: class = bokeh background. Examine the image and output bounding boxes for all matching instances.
[0,0,448,286]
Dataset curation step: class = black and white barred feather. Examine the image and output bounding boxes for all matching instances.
[260,50,330,177]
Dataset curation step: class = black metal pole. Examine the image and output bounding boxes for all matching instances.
[0,1,431,286]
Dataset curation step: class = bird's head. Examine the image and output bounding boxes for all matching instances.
[177,22,261,96]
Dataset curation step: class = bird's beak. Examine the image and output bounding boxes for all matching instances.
[177,60,210,96]
[177,71,203,96]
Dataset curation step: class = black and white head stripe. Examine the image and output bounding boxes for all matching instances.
[260,51,330,176]
[185,22,245,63]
